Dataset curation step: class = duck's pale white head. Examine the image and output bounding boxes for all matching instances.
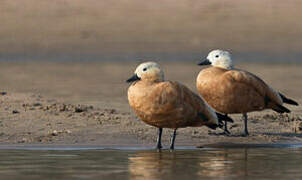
[126,61,164,83]
[198,49,233,69]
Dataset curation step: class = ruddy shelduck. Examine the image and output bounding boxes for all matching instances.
[196,50,298,136]
[127,62,233,149]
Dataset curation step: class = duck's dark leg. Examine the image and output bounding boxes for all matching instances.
[156,128,163,149]
[242,113,249,136]
[170,129,177,150]
[224,114,231,135]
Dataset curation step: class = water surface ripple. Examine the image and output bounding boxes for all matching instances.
[1,147,302,179]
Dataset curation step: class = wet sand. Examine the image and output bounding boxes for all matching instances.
[0,61,301,147]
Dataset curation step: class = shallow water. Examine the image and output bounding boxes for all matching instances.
[1,146,302,179]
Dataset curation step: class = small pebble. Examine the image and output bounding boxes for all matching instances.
[18,138,27,143]
[33,103,42,107]
[74,107,84,113]
[12,110,19,114]
[52,130,58,136]
[65,130,72,134]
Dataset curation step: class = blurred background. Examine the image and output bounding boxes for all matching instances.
[1,0,302,62]
[0,0,301,150]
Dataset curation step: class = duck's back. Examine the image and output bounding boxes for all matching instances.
[196,67,281,114]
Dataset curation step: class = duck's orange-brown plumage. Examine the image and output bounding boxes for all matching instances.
[128,80,217,129]
[196,67,283,114]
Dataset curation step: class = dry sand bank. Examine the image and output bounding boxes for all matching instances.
[0,61,301,147]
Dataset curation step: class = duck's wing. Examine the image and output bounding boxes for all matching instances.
[155,81,219,126]
[224,70,284,108]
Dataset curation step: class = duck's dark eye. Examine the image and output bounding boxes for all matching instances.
[215,55,219,58]
[143,68,147,71]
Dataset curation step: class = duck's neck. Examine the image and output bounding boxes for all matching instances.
[214,64,233,70]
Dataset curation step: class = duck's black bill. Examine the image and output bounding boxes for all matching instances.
[197,59,211,66]
[126,74,141,83]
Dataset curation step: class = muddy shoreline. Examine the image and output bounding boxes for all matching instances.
[0,62,301,147]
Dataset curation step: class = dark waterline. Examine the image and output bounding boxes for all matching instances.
[1,143,302,151]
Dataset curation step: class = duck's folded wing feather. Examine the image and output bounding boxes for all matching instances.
[224,70,283,105]
[155,81,218,125]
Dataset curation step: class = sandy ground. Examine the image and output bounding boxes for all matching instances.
[0,61,301,147]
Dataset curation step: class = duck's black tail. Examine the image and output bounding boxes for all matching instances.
[279,93,299,106]
[216,112,234,123]
[216,112,234,128]
[272,104,291,114]
[207,113,233,129]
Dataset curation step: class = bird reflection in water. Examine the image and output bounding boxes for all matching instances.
[128,151,175,180]
[198,149,248,178]
[128,149,249,179]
